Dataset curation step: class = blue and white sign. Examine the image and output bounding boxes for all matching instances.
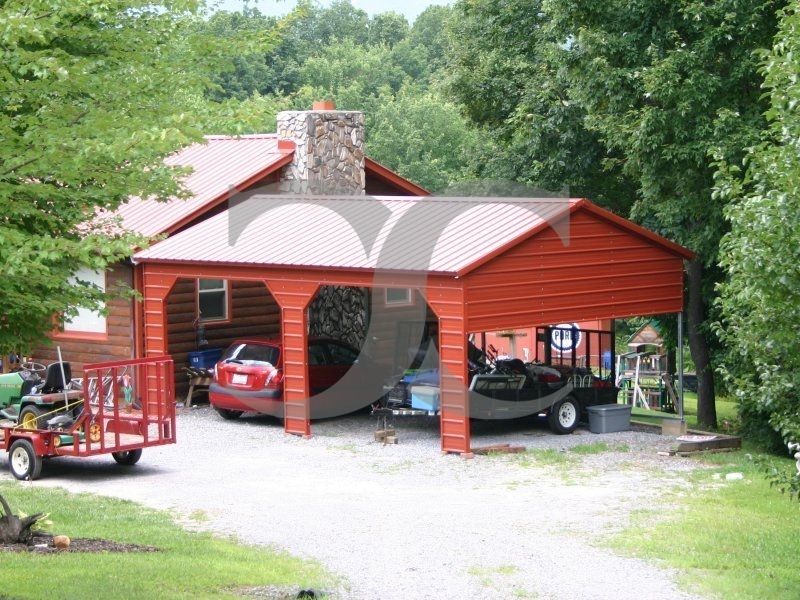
[550,323,582,353]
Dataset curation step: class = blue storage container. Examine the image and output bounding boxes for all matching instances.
[410,385,440,411]
[188,347,224,369]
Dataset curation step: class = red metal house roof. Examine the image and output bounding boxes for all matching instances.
[114,135,294,238]
[112,136,429,239]
[134,196,692,275]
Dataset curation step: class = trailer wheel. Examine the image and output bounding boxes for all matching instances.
[9,439,43,480]
[548,396,580,435]
[19,405,46,430]
[112,448,143,466]
[215,408,243,421]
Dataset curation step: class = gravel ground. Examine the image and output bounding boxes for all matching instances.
[1,406,712,600]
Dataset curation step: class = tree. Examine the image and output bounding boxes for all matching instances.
[368,12,409,48]
[0,0,270,355]
[405,5,454,75]
[715,6,800,457]
[200,8,283,100]
[448,0,782,428]
[446,0,635,212]
[367,86,479,192]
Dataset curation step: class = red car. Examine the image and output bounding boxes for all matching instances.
[208,337,376,421]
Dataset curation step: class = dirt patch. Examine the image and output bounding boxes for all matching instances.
[0,536,159,553]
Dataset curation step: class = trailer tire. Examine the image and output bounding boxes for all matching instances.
[215,408,243,421]
[9,439,43,480]
[112,449,142,466]
[547,396,580,435]
[19,405,46,430]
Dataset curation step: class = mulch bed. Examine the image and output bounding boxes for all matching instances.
[0,536,160,553]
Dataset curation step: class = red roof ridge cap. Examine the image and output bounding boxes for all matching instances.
[202,133,280,140]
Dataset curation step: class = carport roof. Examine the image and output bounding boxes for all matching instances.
[133,195,693,276]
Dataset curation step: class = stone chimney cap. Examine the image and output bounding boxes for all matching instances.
[312,100,336,111]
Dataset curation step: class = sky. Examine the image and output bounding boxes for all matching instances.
[211,0,452,23]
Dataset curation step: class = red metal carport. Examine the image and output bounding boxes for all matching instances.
[134,195,693,455]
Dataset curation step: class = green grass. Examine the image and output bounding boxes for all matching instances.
[0,483,337,600]
[467,564,521,588]
[512,447,574,467]
[631,392,740,432]
[569,441,612,455]
[610,450,800,599]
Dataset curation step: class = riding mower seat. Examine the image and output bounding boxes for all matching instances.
[29,362,83,403]
[41,362,73,394]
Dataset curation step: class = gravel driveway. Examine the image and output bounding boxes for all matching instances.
[2,407,709,600]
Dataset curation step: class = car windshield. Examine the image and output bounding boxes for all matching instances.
[222,343,280,366]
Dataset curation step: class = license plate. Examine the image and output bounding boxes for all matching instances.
[232,373,248,385]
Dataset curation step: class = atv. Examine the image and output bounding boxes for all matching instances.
[0,361,83,430]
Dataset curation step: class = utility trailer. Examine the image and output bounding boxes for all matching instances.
[1,356,175,480]
[379,323,618,435]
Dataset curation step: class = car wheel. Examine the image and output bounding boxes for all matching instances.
[215,408,243,421]
[112,449,143,465]
[547,396,580,435]
[19,405,46,430]
[9,439,43,480]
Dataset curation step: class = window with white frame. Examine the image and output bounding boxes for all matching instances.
[198,279,228,321]
[63,268,106,334]
[385,288,412,306]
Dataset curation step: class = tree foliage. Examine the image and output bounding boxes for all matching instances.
[446,0,635,210]
[541,0,783,428]
[714,6,800,456]
[367,87,479,192]
[202,2,473,191]
[0,0,272,354]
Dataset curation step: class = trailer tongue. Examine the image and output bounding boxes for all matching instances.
[1,356,175,480]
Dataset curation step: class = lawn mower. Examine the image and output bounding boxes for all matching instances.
[0,360,84,430]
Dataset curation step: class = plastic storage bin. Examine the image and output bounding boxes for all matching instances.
[409,386,440,411]
[586,403,632,433]
[188,347,224,370]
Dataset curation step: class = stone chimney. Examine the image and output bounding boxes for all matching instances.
[276,101,365,196]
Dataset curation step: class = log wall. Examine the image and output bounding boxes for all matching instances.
[168,278,280,400]
[33,265,135,376]
[366,289,436,372]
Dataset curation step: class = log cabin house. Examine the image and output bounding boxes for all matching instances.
[34,102,430,400]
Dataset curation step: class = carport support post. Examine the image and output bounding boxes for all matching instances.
[677,311,685,422]
[265,280,318,438]
[140,269,178,412]
[428,296,471,456]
